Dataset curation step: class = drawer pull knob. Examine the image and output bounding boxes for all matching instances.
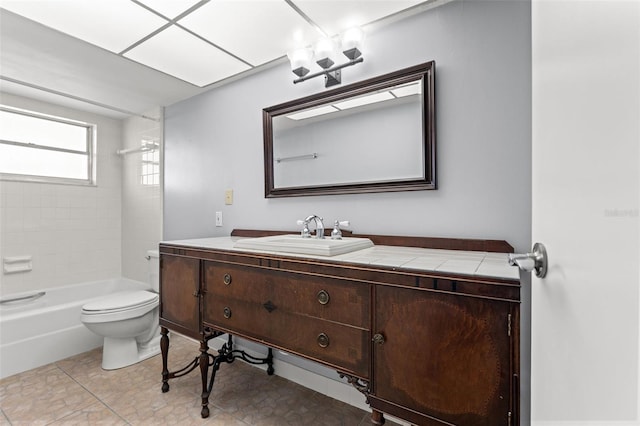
[192,291,199,297]
[317,333,330,348]
[223,274,232,285]
[223,307,232,319]
[317,290,330,305]
[372,333,385,345]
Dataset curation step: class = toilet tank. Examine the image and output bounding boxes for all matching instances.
[147,250,159,293]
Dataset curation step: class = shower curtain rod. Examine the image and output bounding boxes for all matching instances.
[1,76,161,122]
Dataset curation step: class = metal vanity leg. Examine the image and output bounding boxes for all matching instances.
[200,335,275,418]
[265,348,275,376]
[199,338,211,418]
[371,410,386,425]
[160,327,170,393]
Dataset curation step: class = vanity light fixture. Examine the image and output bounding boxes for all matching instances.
[287,26,365,88]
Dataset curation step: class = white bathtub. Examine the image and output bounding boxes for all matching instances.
[0,278,149,379]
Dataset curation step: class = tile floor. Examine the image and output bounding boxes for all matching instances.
[0,333,397,425]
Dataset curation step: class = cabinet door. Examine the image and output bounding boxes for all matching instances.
[373,286,515,426]
[159,254,200,339]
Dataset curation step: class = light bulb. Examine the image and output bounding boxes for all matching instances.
[315,37,336,69]
[342,27,364,60]
[287,47,312,77]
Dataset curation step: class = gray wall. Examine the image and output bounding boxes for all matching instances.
[164,0,531,420]
[164,0,531,252]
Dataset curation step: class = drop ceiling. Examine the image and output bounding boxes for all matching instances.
[0,0,443,118]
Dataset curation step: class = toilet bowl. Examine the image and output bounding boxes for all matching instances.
[81,250,161,370]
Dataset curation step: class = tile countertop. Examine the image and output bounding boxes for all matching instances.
[161,236,520,281]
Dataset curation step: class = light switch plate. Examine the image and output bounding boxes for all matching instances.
[224,189,233,205]
[215,211,223,227]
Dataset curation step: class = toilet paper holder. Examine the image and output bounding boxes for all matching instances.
[508,242,548,278]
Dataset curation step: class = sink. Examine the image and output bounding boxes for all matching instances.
[233,235,374,257]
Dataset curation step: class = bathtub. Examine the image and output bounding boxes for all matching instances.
[0,278,149,379]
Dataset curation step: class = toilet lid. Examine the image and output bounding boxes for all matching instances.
[82,290,158,312]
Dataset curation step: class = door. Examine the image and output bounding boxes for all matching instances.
[532,1,639,423]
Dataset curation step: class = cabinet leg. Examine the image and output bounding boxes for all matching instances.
[160,327,170,393]
[199,338,210,418]
[371,410,385,425]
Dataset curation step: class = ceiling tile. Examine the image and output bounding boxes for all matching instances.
[124,25,251,87]
[135,0,203,20]
[178,0,320,66]
[0,0,168,53]
[293,0,425,36]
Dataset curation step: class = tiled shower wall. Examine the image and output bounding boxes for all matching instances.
[121,108,163,282]
[0,94,123,296]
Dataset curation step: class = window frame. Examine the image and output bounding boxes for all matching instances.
[140,138,160,186]
[0,105,97,186]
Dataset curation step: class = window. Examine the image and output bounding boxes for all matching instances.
[0,105,95,185]
[140,139,159,186]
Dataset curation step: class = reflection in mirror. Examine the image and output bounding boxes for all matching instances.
[264,62,435,197]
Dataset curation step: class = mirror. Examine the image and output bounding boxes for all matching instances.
[263,61,435,197]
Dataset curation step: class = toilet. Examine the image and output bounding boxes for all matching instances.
[81,250,161,370]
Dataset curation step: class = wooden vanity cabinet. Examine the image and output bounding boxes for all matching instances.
[370,284,518,426]
[159,233,520,426]
[159,252,201,339]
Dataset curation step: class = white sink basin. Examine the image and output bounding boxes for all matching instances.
[233,235,374,257]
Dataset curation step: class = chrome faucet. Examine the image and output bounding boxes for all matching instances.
[300,215,325,239]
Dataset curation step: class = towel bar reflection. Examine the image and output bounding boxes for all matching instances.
[116,140,159,156]
[276,153,317,163]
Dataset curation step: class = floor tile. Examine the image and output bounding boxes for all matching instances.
[48,401,126,425]
[0,410,11,426]
[0,332,407,426]
[0,363,100,425]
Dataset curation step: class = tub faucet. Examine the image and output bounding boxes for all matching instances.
[301,215,325,239]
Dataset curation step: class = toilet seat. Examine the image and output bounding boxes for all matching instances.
[81,291,159,323]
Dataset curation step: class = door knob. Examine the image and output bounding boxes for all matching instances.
[508,242,548,278]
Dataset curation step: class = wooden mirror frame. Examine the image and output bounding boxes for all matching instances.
[263,61,436,198]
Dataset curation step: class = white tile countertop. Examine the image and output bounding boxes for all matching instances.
[161,236,520,281]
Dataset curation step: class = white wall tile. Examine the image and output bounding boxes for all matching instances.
[0,94,123,296]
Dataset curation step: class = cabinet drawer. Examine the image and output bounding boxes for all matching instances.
[204,261,370,328]
[204,296,369,378]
